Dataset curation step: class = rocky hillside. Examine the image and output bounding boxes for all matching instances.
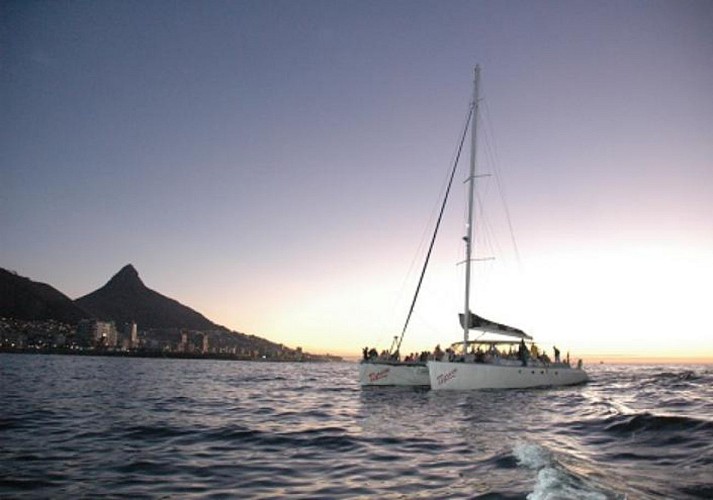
[75,264,226,331]
[0,268,91,323]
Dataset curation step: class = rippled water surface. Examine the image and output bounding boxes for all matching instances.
[1,354,712,498]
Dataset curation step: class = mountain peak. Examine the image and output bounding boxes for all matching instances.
[117,263,139,277]
[75,265,225,331]
[106,264,144,289]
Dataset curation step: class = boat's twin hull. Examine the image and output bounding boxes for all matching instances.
[358,362,430,386]
[427,360,588,390]
[359,360,588,389]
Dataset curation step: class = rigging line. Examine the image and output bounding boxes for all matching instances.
[482,99,523,271]
[390,105,470,336]
[394,104,473,354]
[390,108,474,329]
[475,192,502,262]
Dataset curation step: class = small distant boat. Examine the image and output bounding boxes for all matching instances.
[428,66,588,390]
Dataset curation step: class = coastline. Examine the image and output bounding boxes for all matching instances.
[0,347,342,363]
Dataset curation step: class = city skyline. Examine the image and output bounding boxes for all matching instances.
[2,1,712,362]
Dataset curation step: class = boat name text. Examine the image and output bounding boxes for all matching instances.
[369,368,390,382]
[437,368,457,385]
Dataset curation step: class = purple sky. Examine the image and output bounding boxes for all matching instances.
[2,1,712,359]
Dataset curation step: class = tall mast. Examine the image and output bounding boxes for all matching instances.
[463,65,480,353]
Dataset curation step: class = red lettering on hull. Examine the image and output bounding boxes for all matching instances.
[368,368,390,382]
[436,368,457,386]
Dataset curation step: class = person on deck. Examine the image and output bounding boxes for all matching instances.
[553,346,561,363]
[518,339,528,366]
[530,343,539,359]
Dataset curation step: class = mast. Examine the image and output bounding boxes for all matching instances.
[463,65,480,353]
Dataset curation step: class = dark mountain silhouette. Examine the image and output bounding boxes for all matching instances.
[0,268,92,323]
[75,264,226,331]
[1,264,338,360]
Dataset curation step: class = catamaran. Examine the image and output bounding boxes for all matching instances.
[360,66,587,389]
[427,66,588,390]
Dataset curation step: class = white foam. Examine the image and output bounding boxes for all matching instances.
[528,467,608,500]
[513,442,609,500]
[513,441,552,470]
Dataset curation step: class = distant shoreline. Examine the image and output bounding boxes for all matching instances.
[0,347,342,363]
[584,356,713,365]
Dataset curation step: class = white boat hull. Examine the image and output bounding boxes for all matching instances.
[428,360,588,390]
[358,362,430,386]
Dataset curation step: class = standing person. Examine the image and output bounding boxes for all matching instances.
[553,346,561,363]
[530,343,539,359]
[518,339,528,366]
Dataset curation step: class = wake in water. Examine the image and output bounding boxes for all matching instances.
[514,442,620,500]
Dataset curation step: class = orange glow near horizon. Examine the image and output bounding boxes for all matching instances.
[219,240,713,364]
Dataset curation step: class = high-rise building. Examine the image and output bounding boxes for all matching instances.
[77,320,118,348]
[201,333,209,354]
[128,322,138,348]
[179,330,188,352]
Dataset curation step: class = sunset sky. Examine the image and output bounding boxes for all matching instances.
[2,1,712,362]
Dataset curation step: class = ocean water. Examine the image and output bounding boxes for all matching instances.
[1,354,711,499]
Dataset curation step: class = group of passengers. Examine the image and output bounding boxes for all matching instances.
[362,346,425,363]
[402,351,430,362]
[361,345,452,363]
[363,347,396,361]
[362,341,571,367]
[478,340,569,367]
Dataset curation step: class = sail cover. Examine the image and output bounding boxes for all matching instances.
[459,312,532,339]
